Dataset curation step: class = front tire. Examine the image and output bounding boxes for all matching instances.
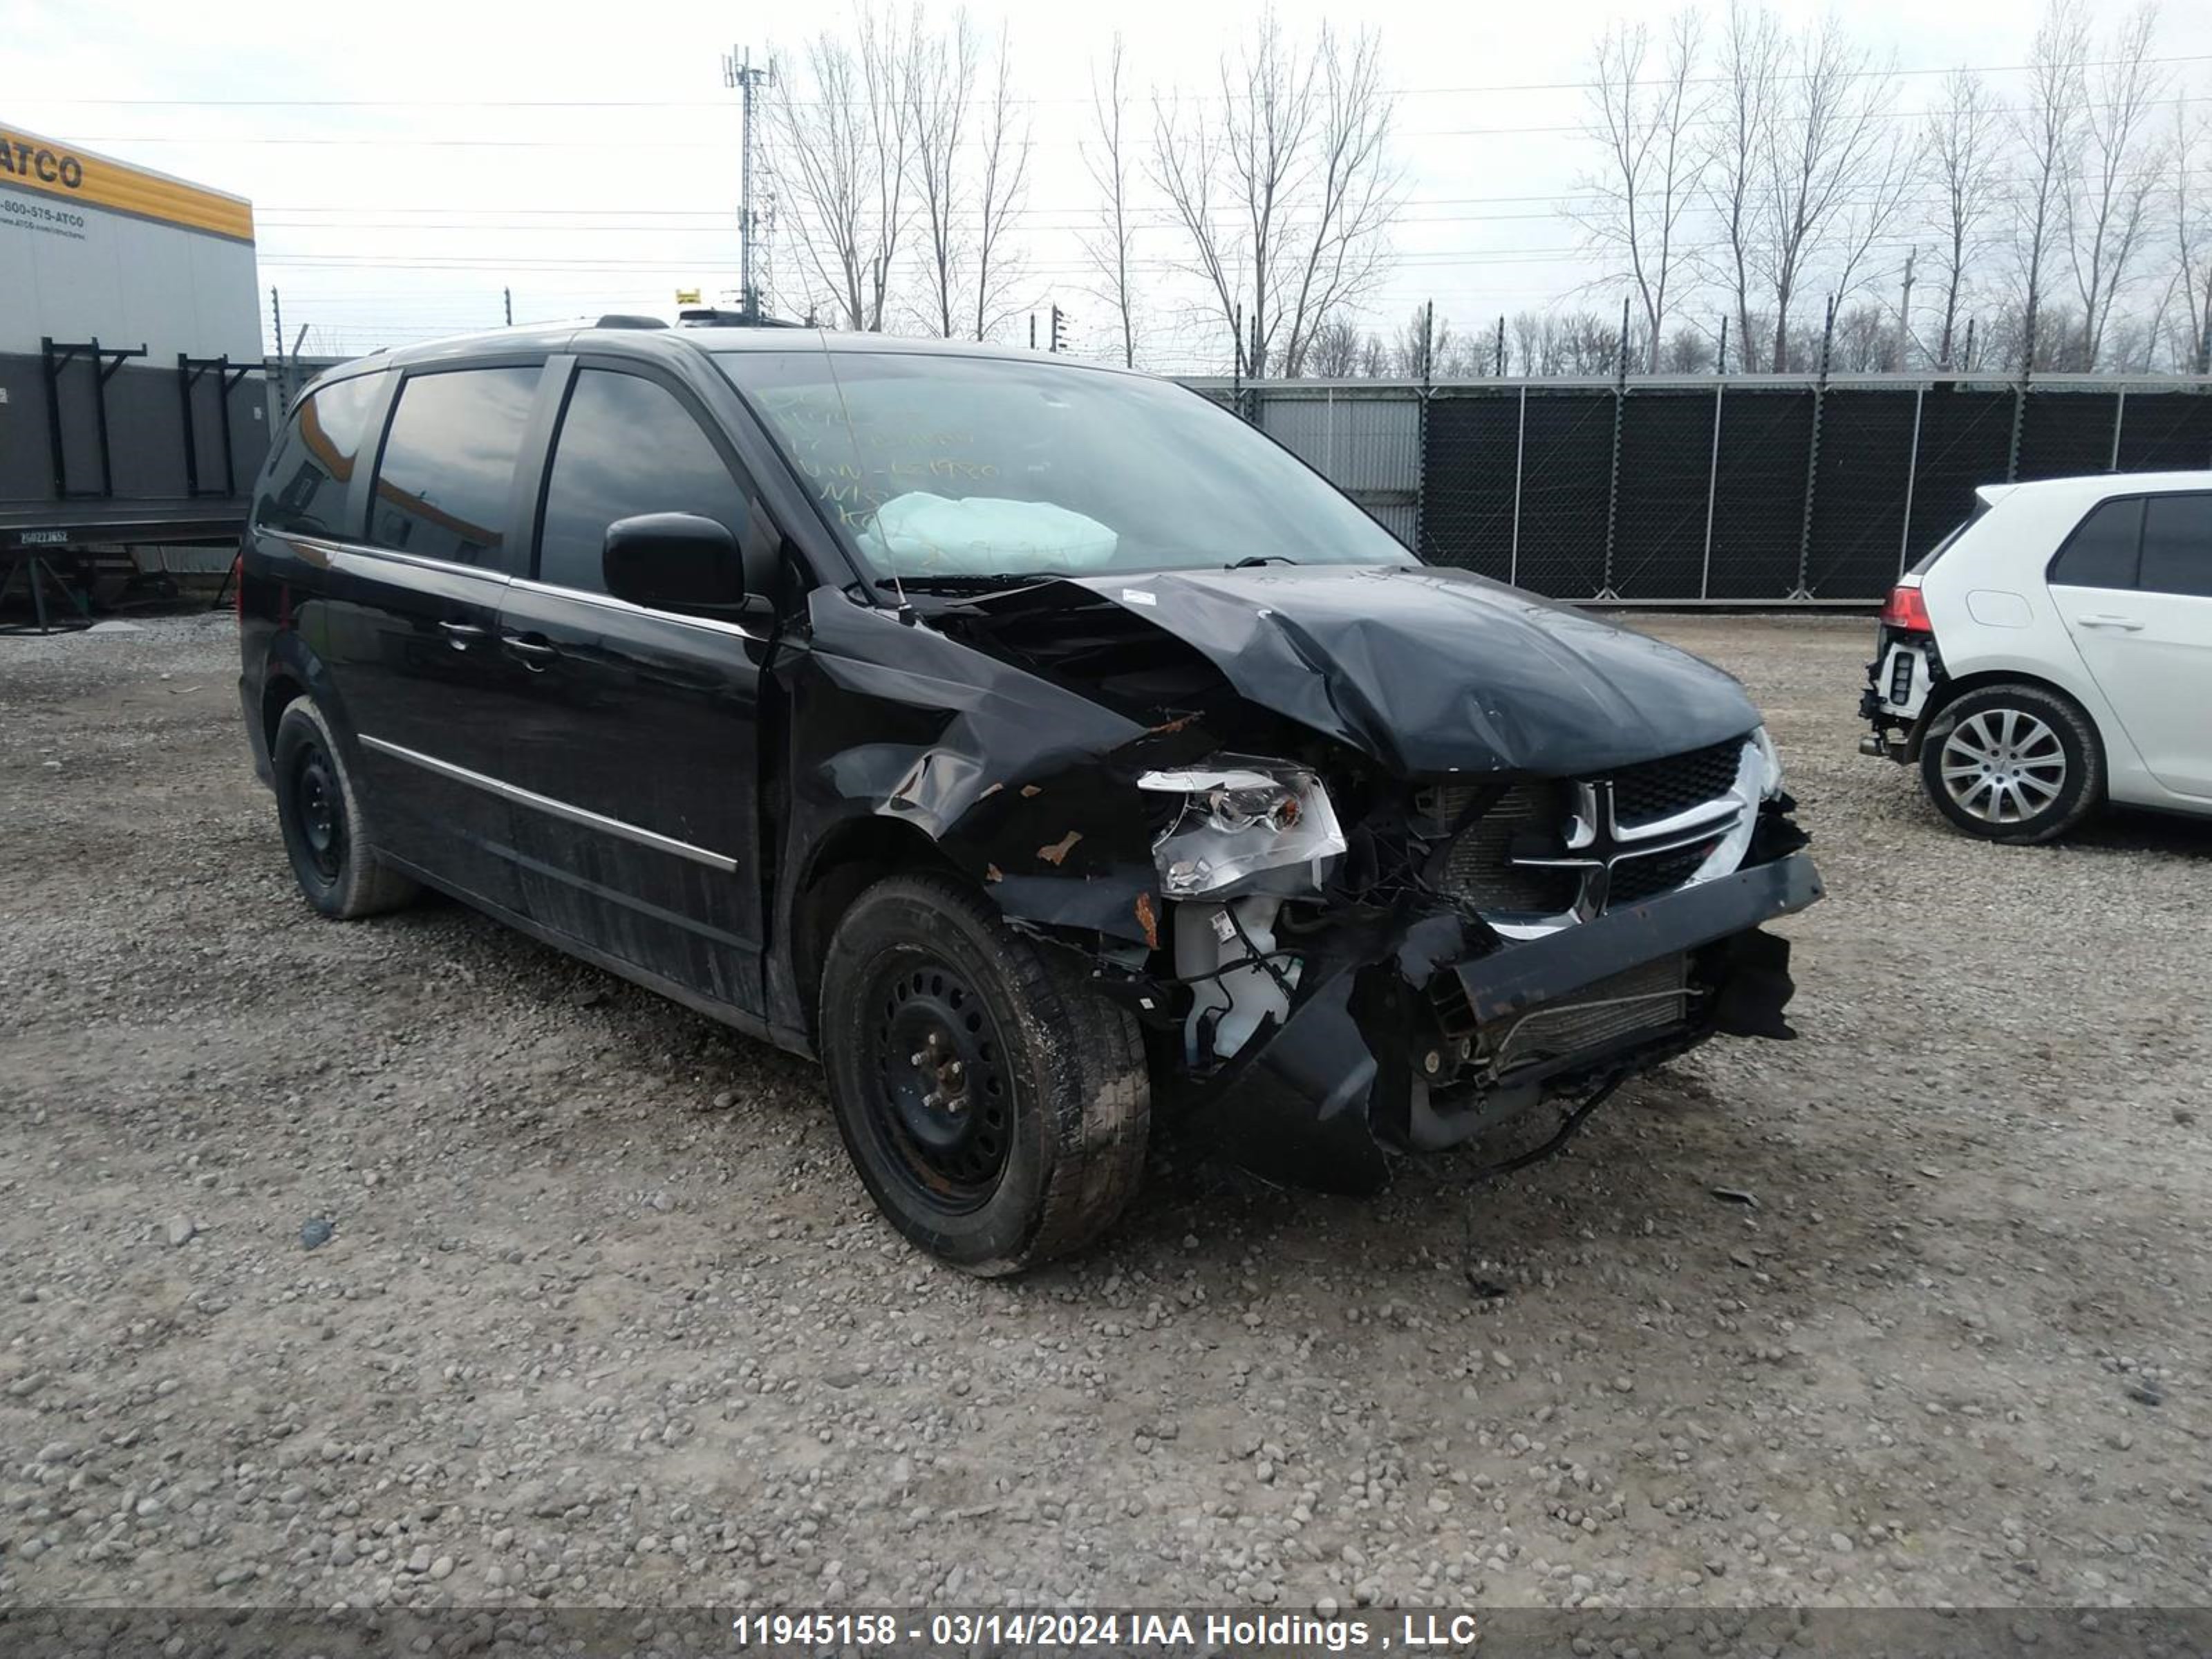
[818,873,1150,1275]
[272,697,420,917]
[1919,682,2102,844]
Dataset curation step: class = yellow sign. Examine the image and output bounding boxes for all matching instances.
[675,289,702,305]
[0,122,254,243]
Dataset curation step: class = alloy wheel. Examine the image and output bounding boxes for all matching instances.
[1938,708,2066,827]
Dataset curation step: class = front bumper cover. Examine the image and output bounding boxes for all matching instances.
[1186,851,1823,1193]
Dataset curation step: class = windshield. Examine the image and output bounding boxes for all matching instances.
[713,348,1416,583]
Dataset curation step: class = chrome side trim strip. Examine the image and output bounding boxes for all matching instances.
[357,735,739,872]
[507,577,761,642]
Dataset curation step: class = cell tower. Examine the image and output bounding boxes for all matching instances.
[722,46,774,322]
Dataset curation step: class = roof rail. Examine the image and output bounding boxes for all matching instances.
[595,314,669,330]
[677,308,803,329]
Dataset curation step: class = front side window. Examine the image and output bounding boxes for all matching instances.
[2047,497,2142,590]
[2139,494,2212,599]
[536,371,748,594]
[368,366,541,568]
[714,349,1415,583]
[257,371,387,538]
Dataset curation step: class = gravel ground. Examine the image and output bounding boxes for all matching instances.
[2,608,2208,1614]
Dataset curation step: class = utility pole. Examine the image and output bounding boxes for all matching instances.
[722,46,774,322]
[503,287,513,328]
[1050,305,1068,354]
[1897,247,1916,372]
[1494,315,1506,378]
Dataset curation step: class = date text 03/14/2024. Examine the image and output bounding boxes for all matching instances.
[729,1612,1485,1650]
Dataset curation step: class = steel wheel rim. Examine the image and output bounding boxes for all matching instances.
[294,742,347,882]
[863,953,1013,1214]
[1939,709,2066,826]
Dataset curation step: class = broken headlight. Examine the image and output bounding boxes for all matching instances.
[1752,725,1785,799]
[1136,758,1347,898]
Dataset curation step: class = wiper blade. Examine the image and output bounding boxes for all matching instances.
[1226,554,1295,568]
[874,572,1067,594]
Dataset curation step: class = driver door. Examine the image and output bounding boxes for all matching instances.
[491,361,780,1015]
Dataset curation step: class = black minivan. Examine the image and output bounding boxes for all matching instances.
[238,324,1819,1273]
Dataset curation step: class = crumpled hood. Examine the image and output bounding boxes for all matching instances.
[1066,563,1762,776]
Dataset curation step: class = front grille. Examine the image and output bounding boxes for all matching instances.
[1608,845,1712,906]
[1490,955,1689,1069]
[1610,738,1746,829]
[1419,779,1580,915]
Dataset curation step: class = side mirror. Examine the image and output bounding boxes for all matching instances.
[601,513,744,614]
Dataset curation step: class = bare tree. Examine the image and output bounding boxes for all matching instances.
[1305,315,1362,377]
[1150,9,1400,377]
[2008,0,2090,372]
[2065,3,2168,368]
[1572,10,1709,372]
[1753,14,1907,371]
[765,4,915,331]
[905,10,977,339]
[1389,304,1450,377]
[1079,33,1140,366]
[1705,2,1781,371]
[969,24,1031,342]
[1924,68,2001,368]
[2171,96,2212,374]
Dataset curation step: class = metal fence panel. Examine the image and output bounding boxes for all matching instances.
[1901,388,2016,561]
[2115,392,2212,470]
[1257,391,1422,545]
[1201,376,2209,602]
[2017,390,2123,480]
[1707,390,1815,601]
[1808,388,1920,599]
[1419,392,1520,581]
[1610,391,1716,599]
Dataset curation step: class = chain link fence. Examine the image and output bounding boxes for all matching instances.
[1187,375,2212,603]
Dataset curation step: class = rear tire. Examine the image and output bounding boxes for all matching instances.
[818,873,1150,1275]
[1919,682,2101,844]
[272,697,420,917]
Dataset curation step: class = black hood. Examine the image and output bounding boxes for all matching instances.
[1059,563,1761,776]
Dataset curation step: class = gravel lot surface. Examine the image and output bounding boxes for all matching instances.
[2,608,2208,1614]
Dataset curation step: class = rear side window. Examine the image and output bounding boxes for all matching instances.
[256,371,386,538]
[2047,497,2142,590]
[535,370,748,594]
[368,366,542,569]
[2139,494,2212,599]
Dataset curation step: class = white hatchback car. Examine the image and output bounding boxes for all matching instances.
[1861,471,2212,843]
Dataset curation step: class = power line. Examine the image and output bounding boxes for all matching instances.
[62,91,2212,152]
[17,50,2212,109]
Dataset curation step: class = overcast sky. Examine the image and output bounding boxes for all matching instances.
[16,0,2212,368]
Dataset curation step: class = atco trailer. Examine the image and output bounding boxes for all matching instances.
[1,121,270,627]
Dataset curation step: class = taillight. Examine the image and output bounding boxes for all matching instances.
[1880,583,1933,634]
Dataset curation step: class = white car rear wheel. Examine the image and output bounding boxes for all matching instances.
[1919,684,2101,844]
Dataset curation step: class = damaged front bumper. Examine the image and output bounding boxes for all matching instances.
[1180,851,1823,1193]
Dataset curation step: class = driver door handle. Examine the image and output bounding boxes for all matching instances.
[503,633,560,666]
[2077,614,2144,631]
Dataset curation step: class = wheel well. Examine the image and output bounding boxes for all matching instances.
[261,670,306,756]
[1909,669,2101,763]
[791,818,963,1041]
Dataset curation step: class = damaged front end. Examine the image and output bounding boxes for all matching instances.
[786,564,1821,1196]
[1108,732,1819,1194]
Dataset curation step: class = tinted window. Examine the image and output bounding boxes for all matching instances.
[2048,497,2141,590]
[2139,494,2212,599]
[536,371,747,593]
[257,371,386,537]
[368,366,541,568]
[715,350,1414,581]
